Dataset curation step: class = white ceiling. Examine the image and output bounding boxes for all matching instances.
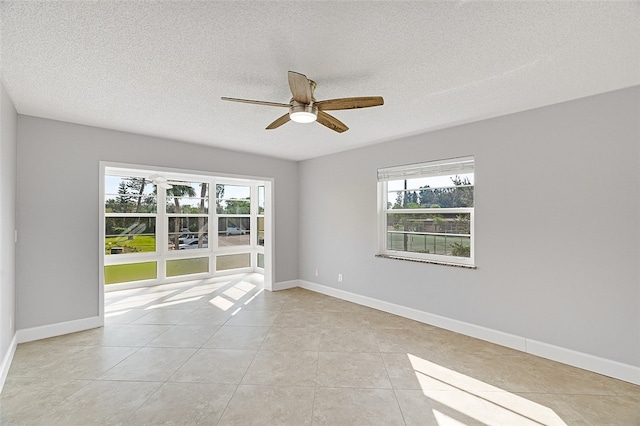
[1,1,638,161]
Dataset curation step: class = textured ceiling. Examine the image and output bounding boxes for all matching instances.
[1,1,638,161]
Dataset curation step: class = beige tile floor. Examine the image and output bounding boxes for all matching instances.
[1,273,639,425]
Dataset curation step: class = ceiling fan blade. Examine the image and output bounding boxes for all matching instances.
[315,96,384,111]
[266,113,291,130]
[221,97,289,108]
[288,71,312,104]
[316,111,349,133]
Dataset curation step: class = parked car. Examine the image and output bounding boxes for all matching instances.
[178,239,208,249]
[225,227,246,236]
[178,233,207,244]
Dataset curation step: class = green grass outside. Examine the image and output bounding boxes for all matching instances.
[388,233,470,257]
[105,235,156,254]
[104,262,157,285]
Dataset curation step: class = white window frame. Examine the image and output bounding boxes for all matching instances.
[377,156,475,267]
[255,185,265,271]
[214,181,254,274]
[101,163,273,290]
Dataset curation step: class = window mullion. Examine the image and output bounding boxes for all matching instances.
[211,180,218,274]
[157,185,167,280]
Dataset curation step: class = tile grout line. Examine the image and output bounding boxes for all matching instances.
[123,280,268,424]
[214,306,283,424]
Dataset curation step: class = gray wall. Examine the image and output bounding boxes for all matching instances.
[12,87,640,368]
[298,87,640,367]
[0,80,17,360]
[16,117,298,329]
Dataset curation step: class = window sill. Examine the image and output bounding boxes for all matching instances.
[375,254,476,269]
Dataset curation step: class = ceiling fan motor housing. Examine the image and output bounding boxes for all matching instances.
[289,100,318,123]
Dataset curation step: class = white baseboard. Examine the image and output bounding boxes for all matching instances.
[16,316,103,344]
[526,339,640,385]
[298,280,640,386]
[0,334,18,393]
[272,279,301,291]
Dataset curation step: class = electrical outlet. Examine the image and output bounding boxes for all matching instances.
[338,273,343,282]
[315,269,319,277]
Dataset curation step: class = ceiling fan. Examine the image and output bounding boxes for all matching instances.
[221,71,384,133]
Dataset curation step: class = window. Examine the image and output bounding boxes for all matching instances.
[104,175,158,284]
[105,175,157,256]
[378,156,474,266]
[257,185,265,247]
[216,184,251,247]
[166,181,209,251]
[103,167,269,288]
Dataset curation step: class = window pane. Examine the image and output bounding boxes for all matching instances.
[388,184,474,208]
[387,233,471,257]
[166,197,209,214]
[105,176,156,213]
[167,217,208,251]
[166,257,209,277]
[217,184,250,199]
[105,217,156,254]
[217,253,251,271]
[104,262,157,284]
[387,173,474,191]
[258,186,265,214]
[387,212,471,258]
[216,184,251,214]
[387,212,471,235]
[218,217,251,247]
[257,217,264,246]
[166,182,208,214]
[257,253,264,268]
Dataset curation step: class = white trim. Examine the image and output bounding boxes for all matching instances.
[297,280,640,385]
[263,181,274,292]
[378,156,475,181]
[272,279,301,291]
[0,334,18,393]
[15,316,102,344]
[98,163,106,322]
[526,339,640,386]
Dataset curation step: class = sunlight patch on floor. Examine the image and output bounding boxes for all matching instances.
[235,281,257,292]
[223,287,247,301]
[409,353,568,426]
[145,297,203,309]
[209,295,235,311]
[104,273,265,316]
[105,290,178,312]
[104,309,131,318]
[432,410,468,426]
[165,284,222,301]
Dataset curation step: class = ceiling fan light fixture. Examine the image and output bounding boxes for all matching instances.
[221,71,383,132]
[289,104,318,123]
